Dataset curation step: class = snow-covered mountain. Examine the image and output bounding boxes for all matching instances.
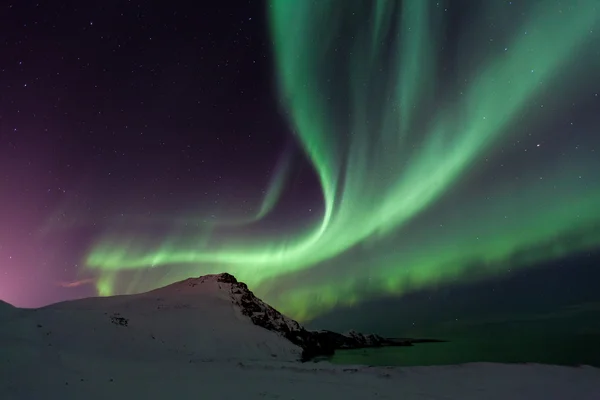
[2,273,303,363]
[2,273,600,399]
[0,300,15,321]
[196,273,406,360]
[0,272,396,366]
[0,300,14,313]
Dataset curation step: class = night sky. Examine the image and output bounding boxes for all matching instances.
[1,1,599,336]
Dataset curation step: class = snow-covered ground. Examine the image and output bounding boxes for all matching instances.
[1,274,599,399]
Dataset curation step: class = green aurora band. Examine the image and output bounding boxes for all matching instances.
[84,0,600,321]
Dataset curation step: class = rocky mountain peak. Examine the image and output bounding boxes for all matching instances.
[179,273,411,361]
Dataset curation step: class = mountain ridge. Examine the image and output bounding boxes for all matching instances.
[0,272,411,361]
[167,272,412,360]
[3,273,600,400]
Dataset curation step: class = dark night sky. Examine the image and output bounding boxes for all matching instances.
[1,1,599,337]
[1,0,290,303]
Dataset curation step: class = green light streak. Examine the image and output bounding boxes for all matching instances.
[82,0,600,320]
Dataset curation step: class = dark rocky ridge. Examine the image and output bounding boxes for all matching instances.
[214,273,416,361]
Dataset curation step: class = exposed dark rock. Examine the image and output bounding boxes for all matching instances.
[308,330,413,352]
[216,273,238,284]
[208,272,413,361]
[110,314,129,327]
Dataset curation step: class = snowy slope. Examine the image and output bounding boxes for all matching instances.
[177,273,402,359]
[0,300,14,318]
[1,273,600,399]
[0,273,302,367]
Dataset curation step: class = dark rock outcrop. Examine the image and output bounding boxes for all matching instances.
[213,273,411,361]
[309,330,413,352]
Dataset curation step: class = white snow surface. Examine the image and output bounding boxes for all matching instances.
[1,273,599,400]
[0,300,15,315]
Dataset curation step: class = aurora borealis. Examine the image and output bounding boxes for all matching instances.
[1,1,599,325]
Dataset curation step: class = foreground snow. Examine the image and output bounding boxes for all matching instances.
[1,274,599,399]
[3,355,600,400]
